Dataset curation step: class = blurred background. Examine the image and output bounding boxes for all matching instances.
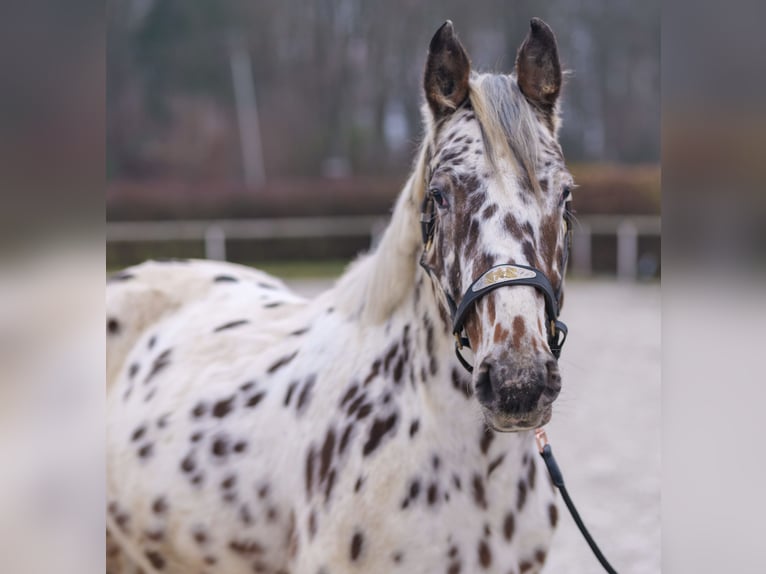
[106,0,660,280]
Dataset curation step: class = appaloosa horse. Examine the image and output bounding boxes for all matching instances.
[107,19,574,574]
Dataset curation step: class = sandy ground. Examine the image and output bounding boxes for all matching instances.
[286,278,661,574]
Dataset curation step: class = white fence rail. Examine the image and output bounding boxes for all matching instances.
[107,215,660,278]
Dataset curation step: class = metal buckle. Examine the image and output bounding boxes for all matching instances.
[535,427,549,454]
[454,332,463,349]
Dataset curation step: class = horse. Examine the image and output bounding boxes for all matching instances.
[106,18,574,574]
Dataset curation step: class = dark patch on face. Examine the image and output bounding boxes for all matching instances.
[264,302,283,309]
[383,343,399,372]
[354,476,364,492]
[478,540,492,568]
[214,319,250,333]
[432,455,441,471]
[233,440,247,453]
[192,528,208,545]
[267,351,298,374]
[480,429,494,455]
[350,531,364,561]
[148,336,156,350]
[481,203,498,220]
[409,480,421,501]
[357,403,373,420]
[246,391,266,408]
[324,469,337,501]
[138,444,153,459]
[409,420,420,438]
[548,503,558,527]
[239,504,253,525]
[290,327,310,336]
[504,213,526,240]
[128,363,139,379]
[257,282,277,290]
[144,349,171,384]
[156,413,170,428]
[362,413,398,456]
[472,474,487,509]
[144,528,164,542]
[212,396,236,418]
[221,475,236,490]
[453,474,462,490]
[214,275,238,282]
[512,316,527,349]
[517,480,527,511]
[522,239,541,269]
[487,454,505,477]
[519,560,534,573]
[448,562,461,574]
[393,356,405,384]
[538,178,549,193]
[527,458,536,489]
[393,551,403,564]
[107,317,120,335]
[535,548,547,564]
[145,550,165,570]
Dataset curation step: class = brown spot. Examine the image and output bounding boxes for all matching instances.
[503,512,515,541]
[267,507,279,521]
[548,503,558,527]
[284,382,298,406]
[221,475,236,490]
[362,414,397,456]
[339,424,353,455]
[213,319,249,333]
[138,444,153,459]
[409,420,420,438]
[246,392,266,408]
[296,375,316,411]
[363,360,381,386]
[107,317,120,335]
[448,562,461,574]
[144,528,164,542]
[393,552,403,563]
[131,426,146,442]
[340,385,358,407]
[144,349,171,384]
[180,454,195,473]
[128,363,139,379]
[504,213,525,240]
[535,548,547,564]
[350,531,364,561]
[324,469,336,501]
[409,480,421,501]
[308,511,317,539]
[482,203,498,220]
[319,429,335,483]
[192,528,208,545]
[519,560,533,573]
[480,430,494,455]
[512,316,526,349]
[453,474,462,490]
[357,403,373,420]
[267,351,298,374]
[528,458,536,489]
[487,454,505,477]
[145,550,165,569]
[486,297,496,324]
[212,437,229,457]
[234,440,247,453]
[239,504,253,525]
[212,396,235,418]
[152,497,167,514]
[354,476,364,492]
[305,447,315,496]
[517,480,527,511]
[472,474,487,509]
[228,538,264,555]
[428,483,438,505]
[493,324,510,344]
[478,540,492,568]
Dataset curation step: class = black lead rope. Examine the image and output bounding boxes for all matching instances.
[536,429,619,574]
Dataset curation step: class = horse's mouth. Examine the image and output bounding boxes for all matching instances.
[482,404,552,433]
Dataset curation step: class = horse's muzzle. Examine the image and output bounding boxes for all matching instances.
[474,357,561,431]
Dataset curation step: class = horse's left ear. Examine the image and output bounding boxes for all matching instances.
[424,21,471,119]
[515,18,562,112]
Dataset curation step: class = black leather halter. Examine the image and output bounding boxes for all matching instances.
[419,193,571,372]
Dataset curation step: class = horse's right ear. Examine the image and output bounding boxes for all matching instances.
[424,21,471,119]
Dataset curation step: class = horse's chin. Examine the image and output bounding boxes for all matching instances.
[482,405,552,433]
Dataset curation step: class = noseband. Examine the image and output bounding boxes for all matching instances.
[419,193,571,372]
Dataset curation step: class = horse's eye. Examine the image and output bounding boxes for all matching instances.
[562,186,572,202]
[430,187,448,208]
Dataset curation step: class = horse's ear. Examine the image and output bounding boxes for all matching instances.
[515,18,562,112]
[424,21,471,119]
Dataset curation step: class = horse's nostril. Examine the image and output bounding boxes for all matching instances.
[475,363,494,406]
